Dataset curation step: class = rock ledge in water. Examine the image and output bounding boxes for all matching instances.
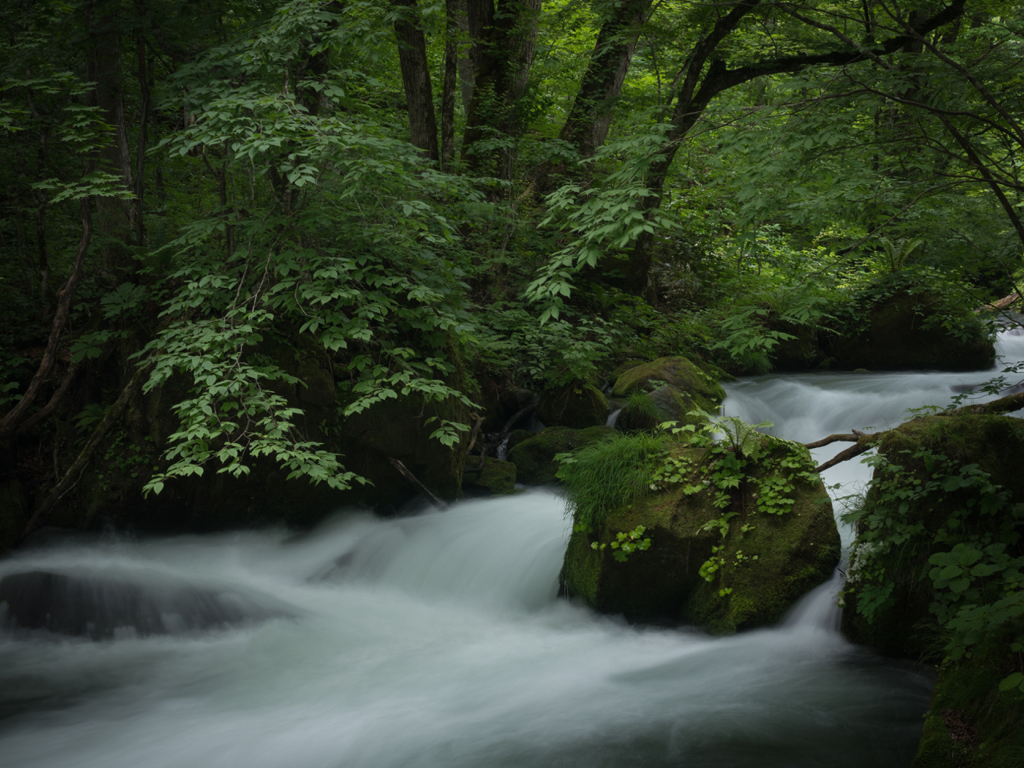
[0,569,294,639]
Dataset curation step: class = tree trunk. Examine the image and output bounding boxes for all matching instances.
[454,0,474,113]
[0,199,92,441]
[623,0,969,295]
[460,0,542,180]
[559,0,653,160]
[87,0,138,277]
[392,0,440,162]
[441,0,459,171]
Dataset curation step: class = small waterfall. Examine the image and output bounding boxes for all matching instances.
[781,570,845,633]
[496,433,511,461]
[606,408,622,428]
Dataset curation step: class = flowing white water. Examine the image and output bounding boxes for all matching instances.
[0,494,932,768]
[724,329,1024,546]
[11,333,1019,768]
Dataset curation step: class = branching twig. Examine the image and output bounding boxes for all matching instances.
[388,457,449,511]
[22,361,150,540]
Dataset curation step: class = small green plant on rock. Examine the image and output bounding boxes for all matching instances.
[590,525,653,563]
[653,413,819,600]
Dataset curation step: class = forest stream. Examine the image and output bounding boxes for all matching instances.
[2,332,1023,768]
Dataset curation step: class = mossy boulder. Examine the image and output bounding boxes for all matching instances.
[839,414,1024,768]
[506,429,533,454]
[462,456,516,495]
[832,290,994,371]
[910,620,1024,768]
[561,435,841,632]
[536,382,609,429]
[506,426,615,485]
[842,414,1024,658]
[611,356,725,429]
[607,360,645,381]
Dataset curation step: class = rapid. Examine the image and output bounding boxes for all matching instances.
[3,332,1022,768]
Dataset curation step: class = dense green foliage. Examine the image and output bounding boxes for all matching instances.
[1,0,1022,525]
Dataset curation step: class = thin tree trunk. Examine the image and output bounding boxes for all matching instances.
[0,199,92,440]
[622,0,968,295]
[22,362,148,539]
[392,0,440,161]
[88,0,137,276]
[134,34,150,246]
[454,0,474,113]
[460,0,542,180]
[440,0,459,171]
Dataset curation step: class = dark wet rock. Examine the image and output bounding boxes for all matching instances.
[462,456,517,495]
[0,569,294,639]
[506,426,615,486]
[831,290,994,371]
[536,382,609,430]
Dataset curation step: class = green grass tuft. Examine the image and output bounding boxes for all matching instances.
[558,431,667,531]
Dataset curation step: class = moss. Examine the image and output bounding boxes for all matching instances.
[607,360,645,381]
[462,456,517,495]
[561,436,840,630]
[617,391,661,431]
[612,356,723,400]
[536,382,609,429]
[611,356,725,429]
[911,622,1024,768]
[506,429,533,453]
[506,426,616,485]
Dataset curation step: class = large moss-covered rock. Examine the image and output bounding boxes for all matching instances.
[842,414,1024,657]
[839,414,1024,768]
[611,357,725,429]
[832,290,994,371]
[536,382,609,429]
[562,435,840,632]
[506,426,615,485]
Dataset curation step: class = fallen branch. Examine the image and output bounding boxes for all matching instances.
[813,438,880,473]
[803,433,862,449]
[388,457,450,511]
[803,388,1024,474]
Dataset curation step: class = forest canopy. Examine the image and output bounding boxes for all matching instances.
[1,0,1022,512]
